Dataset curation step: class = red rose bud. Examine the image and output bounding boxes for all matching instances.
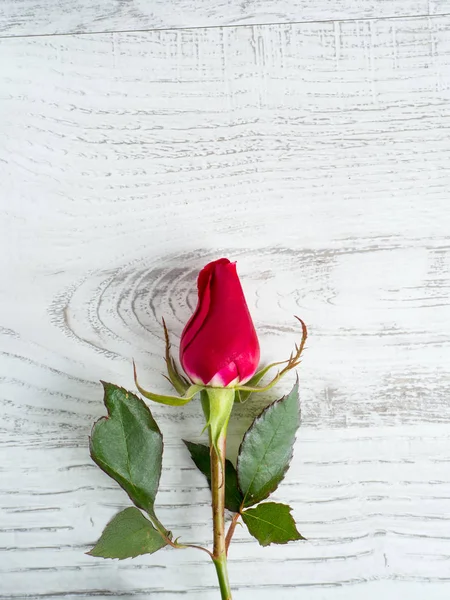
[180,258,260,387]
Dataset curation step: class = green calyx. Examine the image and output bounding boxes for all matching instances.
[133,320,200,406]
[235,317,307,402]
[134,360,203,406]
[162,318,190,395]
[133,317,306,415]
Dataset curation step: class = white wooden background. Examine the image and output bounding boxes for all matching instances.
[1,1,450,599]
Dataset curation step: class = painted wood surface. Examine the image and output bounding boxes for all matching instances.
[1,0,450,37]
[1,10,450,600]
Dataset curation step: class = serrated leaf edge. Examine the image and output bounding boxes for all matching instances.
[241,502,305,547]
[87,507,168,560]
[236,379,300,507]
[90,382,164,523]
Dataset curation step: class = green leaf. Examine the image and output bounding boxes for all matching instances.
[237,380,300,507]
[241,502,304,547]
[183,441,243,513]
[88,507,168,559]
[90,382,164,521]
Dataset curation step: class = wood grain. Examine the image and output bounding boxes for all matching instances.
[0,0,448,38]
[1,13,450,600]
[2,426,450,598]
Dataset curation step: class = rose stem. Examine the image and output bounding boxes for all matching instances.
[211,427,232,600]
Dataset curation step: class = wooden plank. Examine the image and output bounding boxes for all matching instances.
[1,426,450,598]
[0,0,435,38]
[1,16,450,425]
[431,0,450,15]
[1,14,450,599]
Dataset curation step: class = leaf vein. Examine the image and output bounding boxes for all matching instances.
[243,402,289,504]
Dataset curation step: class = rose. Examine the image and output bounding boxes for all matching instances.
[179,258,260,387]
[92,256,308,600]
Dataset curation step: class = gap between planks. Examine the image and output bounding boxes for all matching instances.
[0,10,450,42]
